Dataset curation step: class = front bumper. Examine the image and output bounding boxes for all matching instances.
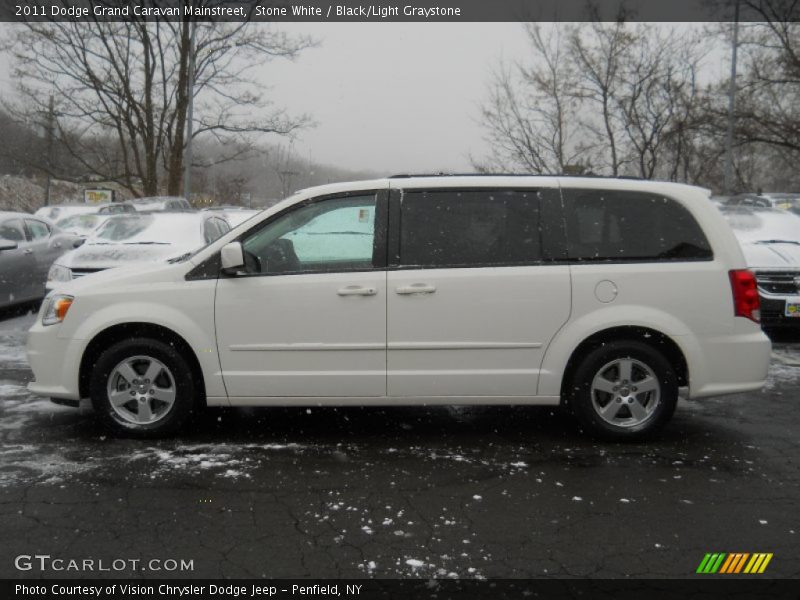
[26,321,85,401]
[760,296,800,329]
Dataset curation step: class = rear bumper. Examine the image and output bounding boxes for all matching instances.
[688,326,771,399]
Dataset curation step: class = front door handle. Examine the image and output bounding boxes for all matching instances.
[337,285,378,297]
[396,283,436,295]
[23,248,34,255]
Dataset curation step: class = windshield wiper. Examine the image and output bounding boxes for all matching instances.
[122,241,170,245]
[167,252,193,263]
[755,239,800,246]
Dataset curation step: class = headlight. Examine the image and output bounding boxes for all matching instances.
[47,264,72,283]
[42,294,74,326]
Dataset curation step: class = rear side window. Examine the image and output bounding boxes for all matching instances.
[399,190,543,268]
[562,189,713,262]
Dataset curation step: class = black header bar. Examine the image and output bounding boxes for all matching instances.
[0,0,795,23]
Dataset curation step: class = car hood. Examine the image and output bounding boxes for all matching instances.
[46,258,190,297]
[56,242,193,269]
[740,241,800,269]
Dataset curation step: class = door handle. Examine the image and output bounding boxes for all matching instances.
[337,285,378,297]
[396,283,436,295]
[23,249,34,255]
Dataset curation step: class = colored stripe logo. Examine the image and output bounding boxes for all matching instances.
[696,553,773,574]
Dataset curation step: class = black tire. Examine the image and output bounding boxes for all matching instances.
[564,340,678,441]
[89,337,197,438]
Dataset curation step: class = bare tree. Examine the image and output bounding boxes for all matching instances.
[476,24,587,174]
[2,2,315,197]
[476,20,709,183]
[613,27,705,179]
[569,20,634,176]
[727,1,800,159]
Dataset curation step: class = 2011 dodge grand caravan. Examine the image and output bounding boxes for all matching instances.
[26,176,771,440]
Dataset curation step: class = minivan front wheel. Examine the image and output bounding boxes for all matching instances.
[89,338,196,437]
[566,340,678,440]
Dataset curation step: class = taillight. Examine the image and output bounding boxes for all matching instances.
[729,269,761,322]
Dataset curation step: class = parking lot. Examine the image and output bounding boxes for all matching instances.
[0,307,798,579]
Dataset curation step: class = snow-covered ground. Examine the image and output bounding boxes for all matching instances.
[0,310,35,367]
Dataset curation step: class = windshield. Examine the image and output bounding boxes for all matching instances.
[92,214,201,245]
[56,214,100,231]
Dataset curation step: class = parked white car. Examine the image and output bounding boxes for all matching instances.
[129,196,193,212]
[35,202,136,222]
[720,205,800,332]
[27,176,770,440]
[201,206,260,227]
[46,212,231,289]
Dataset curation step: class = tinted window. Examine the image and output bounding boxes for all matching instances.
[399,190,542,267]
[241,194,377,275]
[563,190,712,262]
[25,219,50,240]
[0,219,25,242]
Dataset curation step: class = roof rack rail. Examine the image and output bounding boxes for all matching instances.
[388,172,651,181]
[389,172,544,178]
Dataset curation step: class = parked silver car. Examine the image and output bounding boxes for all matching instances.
[0,212,77,308]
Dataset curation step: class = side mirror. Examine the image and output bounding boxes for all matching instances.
[0,240,18,251]
[73,238,86,248]
[220,241,245,274]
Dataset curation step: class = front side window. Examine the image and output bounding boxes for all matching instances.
[563,189,713,262]
[240,194,378,275]
[399,190,543,268]
[25,219,50,240]
[0,219,26,242]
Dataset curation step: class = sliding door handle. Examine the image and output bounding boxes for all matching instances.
[337,285,378,296]
[396,283,436,295]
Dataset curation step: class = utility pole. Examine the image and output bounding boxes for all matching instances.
[723,0,740,196]
[183,16,197,202]
[44,94,54,207]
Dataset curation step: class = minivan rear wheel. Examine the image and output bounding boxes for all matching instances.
[89,337,196,438]
[565,340,678,441]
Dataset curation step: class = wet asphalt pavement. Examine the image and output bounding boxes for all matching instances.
[0,307,798,579]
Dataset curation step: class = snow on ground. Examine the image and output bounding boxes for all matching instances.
[0,311,35,367]
[125,443,309,481]
[765,344,800,390]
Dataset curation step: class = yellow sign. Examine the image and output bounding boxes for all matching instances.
[84,189,114,204]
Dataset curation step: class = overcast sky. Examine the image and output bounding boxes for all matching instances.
[257,23,530,175]
[0,23,729,176]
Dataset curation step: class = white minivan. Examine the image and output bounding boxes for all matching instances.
[26,176,771,440]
